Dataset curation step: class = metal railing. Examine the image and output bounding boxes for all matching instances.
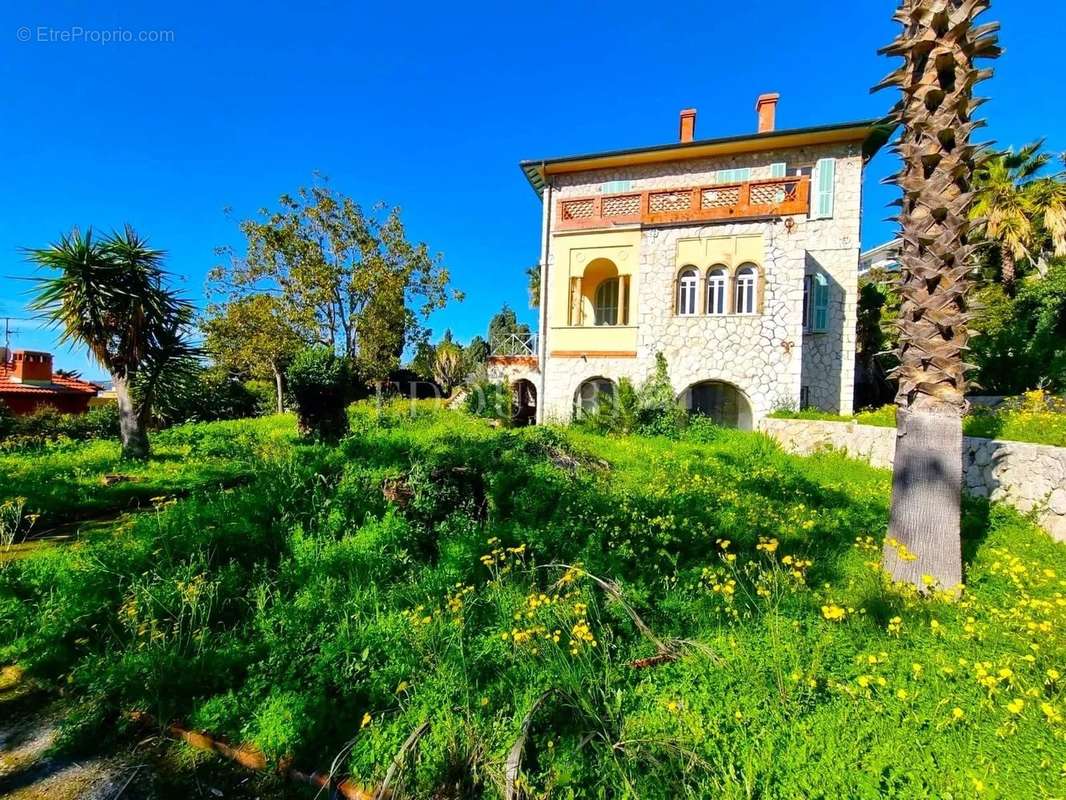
[490,332,538,357]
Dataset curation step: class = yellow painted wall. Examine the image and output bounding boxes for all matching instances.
[548,229,641,353]
[675,234,763,272]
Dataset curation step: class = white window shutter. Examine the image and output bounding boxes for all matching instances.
[814,158,836,218]
[770,162,786,178]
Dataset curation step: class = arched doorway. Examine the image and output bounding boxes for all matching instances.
[512,379,537,426]
[574,377,615,417]
[680,380,753,430]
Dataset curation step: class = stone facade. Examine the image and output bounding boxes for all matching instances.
[536,141,864,425]
[760,418,1066,542]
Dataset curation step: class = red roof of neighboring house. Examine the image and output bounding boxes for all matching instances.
[0,361,100,397]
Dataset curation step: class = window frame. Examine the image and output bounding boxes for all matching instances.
[677,268,699,316]
[706,266,728,315]
[734,264,758,315]
[593,277,620,326]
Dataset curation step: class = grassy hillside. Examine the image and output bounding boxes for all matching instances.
[1,403,1063,798]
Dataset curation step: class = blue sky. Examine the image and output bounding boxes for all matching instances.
[1,0,1061,380]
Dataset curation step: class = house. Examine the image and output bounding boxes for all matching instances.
[489,93,888,428]
[859,239,902,275]
[0,349,100,415]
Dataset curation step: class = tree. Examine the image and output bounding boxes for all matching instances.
[488,304,533,354]
[876,0,1000,592]
[209,179,461,382]
[971,141,1066,293]
[409,340,437,381]
[203,294,304,413]
[465,335,490,371]
[526,265,541,309]
[433,339,465,396]
[27,226,199,459]
[286,346,351,441]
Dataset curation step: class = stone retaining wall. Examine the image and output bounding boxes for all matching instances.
[759,417,1066,542]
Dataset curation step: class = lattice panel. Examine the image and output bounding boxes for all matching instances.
[561,198,595,220]
[648,191,691,213]
[750,181,796,206]
[701,186,741,209]
[601,194,640,217]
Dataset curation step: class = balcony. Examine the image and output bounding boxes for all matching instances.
[487,332,539,368]
[555,175,810,231]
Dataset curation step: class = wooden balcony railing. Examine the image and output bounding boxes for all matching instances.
[555,175,811,231]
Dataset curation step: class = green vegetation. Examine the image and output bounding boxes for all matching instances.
[1,404,1063,798]
[0,415,295,529]
[771,392,1066,448]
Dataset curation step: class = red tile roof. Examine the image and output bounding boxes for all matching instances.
[0,361,100,396]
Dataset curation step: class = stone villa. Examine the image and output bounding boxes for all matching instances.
[489,93,888,428]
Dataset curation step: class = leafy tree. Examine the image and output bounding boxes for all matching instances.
[488,304,533,354]
[152,367,261,426]
[210,179,461,383]
[971,141,1066,293]
[409,340,437,381]
[855,271,901,407]
[203,294,304,413]
[464,335,490,371]
[876,0,999,591]
[970,259,1066,393]
[27,226,199,459]
[286,346,351,441]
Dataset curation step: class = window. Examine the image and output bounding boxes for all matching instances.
[575,378,615,415]
[769,162,787,178]
[600,180,634,194]
[734,264,758,315]
[715,167,751,184]
[803,272,830,332]
[812,158,836,218]
[677,268,698,315]
[790,165,814,178]
[594,278,619,326]
[706,267,727,315]
[800,386,811,410]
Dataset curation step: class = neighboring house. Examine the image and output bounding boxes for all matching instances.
[859,239,901,276]
[0,349,100,415]
[489,93,888,428]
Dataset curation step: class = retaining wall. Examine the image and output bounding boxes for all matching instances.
[759,417,1066,542]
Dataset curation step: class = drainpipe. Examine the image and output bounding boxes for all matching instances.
[536,177,552,424]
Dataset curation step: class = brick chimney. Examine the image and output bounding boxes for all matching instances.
[11,350,53,385]
[756,93,780,133]
[679,108,697,143]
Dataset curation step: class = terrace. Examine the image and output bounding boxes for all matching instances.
[555,175,811,231]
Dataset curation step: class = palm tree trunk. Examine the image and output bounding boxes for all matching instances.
[878,0,999,593]
[1000,245,1016,295]
[113,374,150,459]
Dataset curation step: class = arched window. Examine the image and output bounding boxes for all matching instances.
[594,278,619,326]
[734,264,758,315]
[575,378,615,415]
[706,267,727,315]
[677,268,698,315]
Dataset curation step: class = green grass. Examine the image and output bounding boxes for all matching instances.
[770,402,1066,447]
[0,402,1063,799]
[0,415,297,529]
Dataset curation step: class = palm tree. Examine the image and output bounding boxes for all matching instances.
[876,0,1000,592]
[971,141,1066,293]
[27,226,198,459]
[432,340,464,396]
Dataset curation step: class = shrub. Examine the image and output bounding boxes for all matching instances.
[286,347,351,441]
[579,353,688,437]
[463,379,512,425]
[153,368,261,426]
[0,399,13,439]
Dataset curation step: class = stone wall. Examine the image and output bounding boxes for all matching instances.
[540,141,863,422]
[759,417,1066,541]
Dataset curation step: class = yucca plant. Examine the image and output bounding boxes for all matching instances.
[27,226,199,459]
[876,0,1000,591]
